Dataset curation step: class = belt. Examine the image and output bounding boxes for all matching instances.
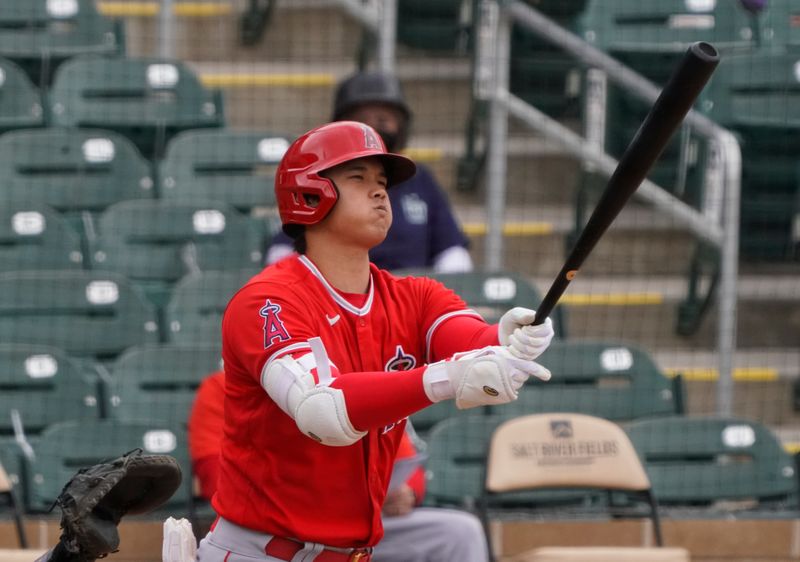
[265,536,372,562]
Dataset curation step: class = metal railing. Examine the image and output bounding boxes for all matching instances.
[476,0,741,415]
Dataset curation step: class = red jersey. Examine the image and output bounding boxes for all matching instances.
[215,254,480,547]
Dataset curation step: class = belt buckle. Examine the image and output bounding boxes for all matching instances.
[349,550,370,561]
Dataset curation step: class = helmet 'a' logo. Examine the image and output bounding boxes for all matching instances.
[260,299,290,348]
[362,125,382,150]
[384,345,417,372]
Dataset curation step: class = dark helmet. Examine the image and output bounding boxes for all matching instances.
[332,71,412,123]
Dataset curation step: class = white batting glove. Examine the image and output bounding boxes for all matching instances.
[498,307,555,361]
[422,346,551,410]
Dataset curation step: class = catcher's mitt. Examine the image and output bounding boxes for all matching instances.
[51,448,182,561]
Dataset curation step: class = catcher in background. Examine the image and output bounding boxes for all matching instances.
[266,70,473,273]
[194,120,554,561]
[189,370,489,561]
[34,449,182,562]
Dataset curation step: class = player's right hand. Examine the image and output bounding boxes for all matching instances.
[422,346,551,410]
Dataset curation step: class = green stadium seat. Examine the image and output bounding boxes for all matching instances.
[49,56,224,159]
[0,0,123,87]
[165,270,258,345]
[0,344,99,437]
[160,129,290,210]
[746,0,799,52]
[425,415,594,509]
[510,1,589,118]
[90,201,264,308]
[25,419,191,513]
[396,0,471,52]
[0,204,83,272]
[414,270,567,337]
[626,416,798,511]
[160,129,287,245]
[492,340,681,421]
[581,0,758,56]
[577,0,756,208]
[707,51,800,260]
[107,344,222,427]
[0,128,154,232]
[480,413,665,552]
[0,58,44,133]
[425,415,502,507]
[0,270,159,360]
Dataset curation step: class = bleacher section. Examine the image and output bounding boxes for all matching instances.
[0,1,799,559]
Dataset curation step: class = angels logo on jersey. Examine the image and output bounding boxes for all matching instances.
[260,299,290,348]
[384,345,417,372]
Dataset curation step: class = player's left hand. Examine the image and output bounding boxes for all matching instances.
[498,307,554,361]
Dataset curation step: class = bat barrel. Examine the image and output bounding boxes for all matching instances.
[531,42,719,326]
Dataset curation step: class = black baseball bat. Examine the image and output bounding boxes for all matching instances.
[532,41,720,325]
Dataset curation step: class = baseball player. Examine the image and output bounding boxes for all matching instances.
[196,120,554,561]
[189,370,489,561]
[266,71,473,273]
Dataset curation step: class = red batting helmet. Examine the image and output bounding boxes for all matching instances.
[275,121,416,232]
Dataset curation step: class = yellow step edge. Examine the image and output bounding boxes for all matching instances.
[462,222,553,236]
[200,73,336,88]
[560,292,664,306]
[98,2,232,17]
[664,367,779,382]
[402,147,443,162]
[784,442,800,455]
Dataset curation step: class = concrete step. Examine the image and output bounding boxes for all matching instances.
[685,379,800,426]
[186,61,474,137]
[119,1,364,63]
[460,202,699,276]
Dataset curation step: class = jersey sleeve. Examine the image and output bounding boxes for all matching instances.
[408,275,485,363]
[222,281,318,385]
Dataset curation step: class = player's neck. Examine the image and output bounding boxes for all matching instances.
[304,245,371,294]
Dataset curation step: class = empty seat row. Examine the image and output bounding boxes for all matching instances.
[0,269,257,360]
[0,127,290,248]
[0,0,124,87]
[424,413,798,515]
[0,53,225,159]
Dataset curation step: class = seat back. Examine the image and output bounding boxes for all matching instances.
[707,51,800,260]
[482,413,663,553]
[161,129,290,210]
[396,0,471,52]
[581,0,758,55]
[0,128,153,216]
[108,344,222,427]
[0,57,44,132]
[0,344,99,436]
[0,0,123,86]
[754,0,800,53]
[423,270,567,337]
[26,419,191,512]
[486,413,651,494]
[494,341,677,421]
[0,270,159,358]
[626,416,798,508]
[425,415,503,506]
[50,56,223,158]
[91,201,263,307]
[0,205,83,271]
[165,270,258,344]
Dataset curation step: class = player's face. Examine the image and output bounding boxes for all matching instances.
[313,156,392,249]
